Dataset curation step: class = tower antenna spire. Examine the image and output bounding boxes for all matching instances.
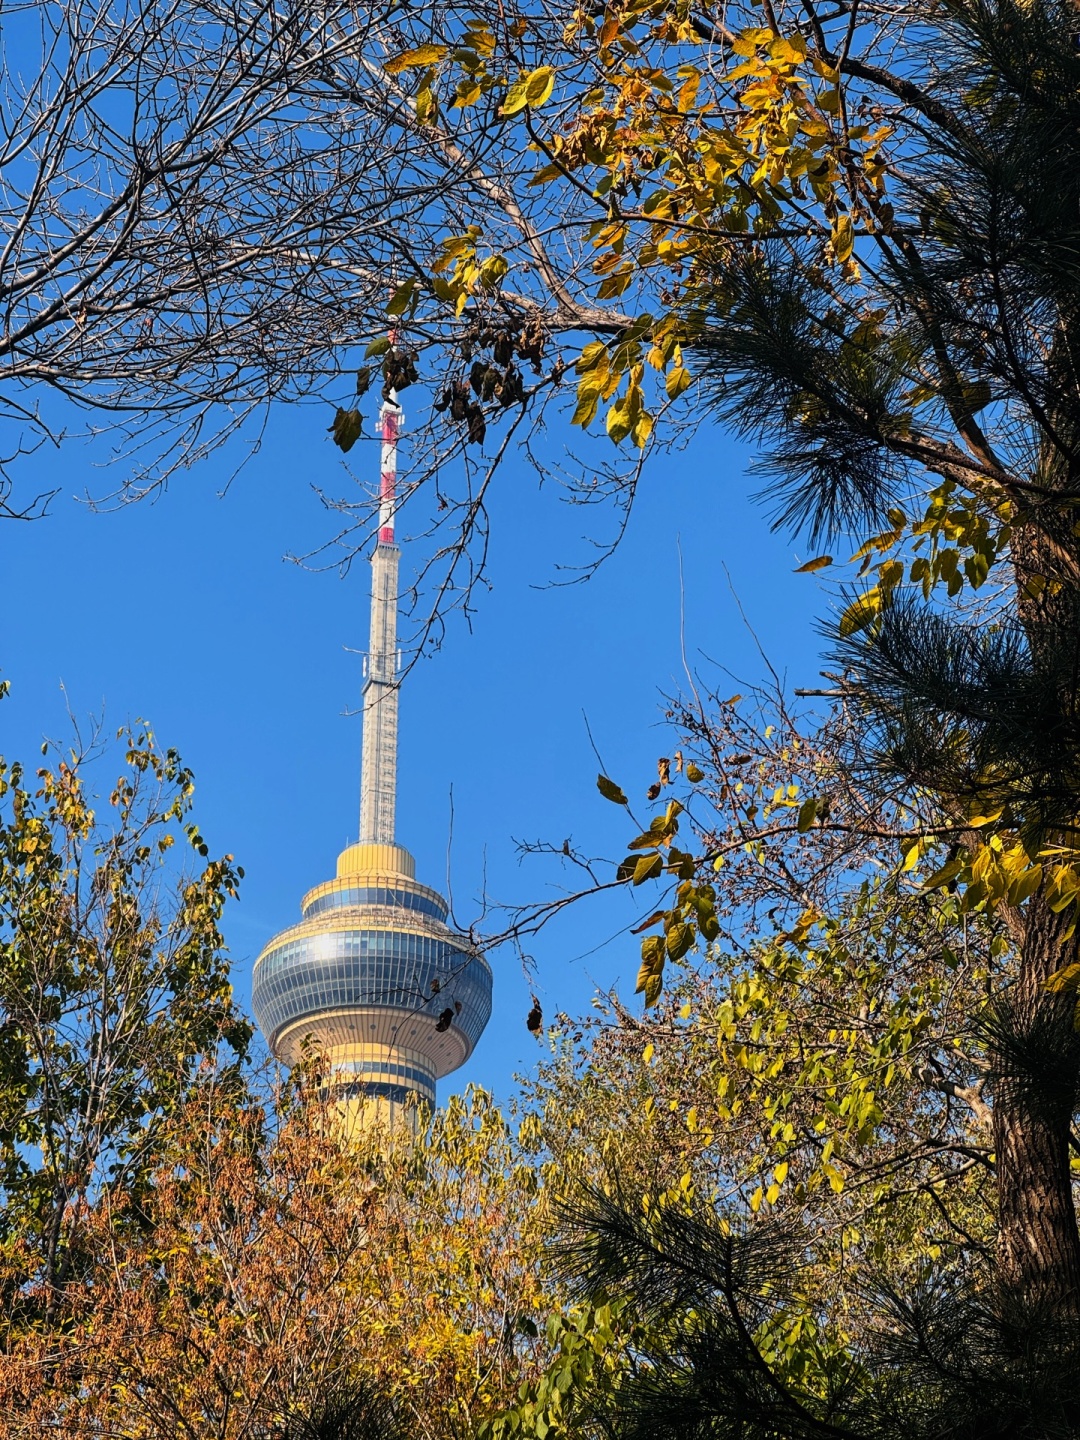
[359,386,402,845]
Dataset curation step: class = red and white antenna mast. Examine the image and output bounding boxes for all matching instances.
[378,389,400,545]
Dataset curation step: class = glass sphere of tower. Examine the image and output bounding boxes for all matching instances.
[252,841,492,1127]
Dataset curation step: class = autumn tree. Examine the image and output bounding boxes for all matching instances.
[484,679,1076,1436]
[0,706,249,1330]
[0,1081,552,1440]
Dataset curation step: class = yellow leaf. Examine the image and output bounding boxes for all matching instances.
[577,340,610,374]
[796,797,817,833]
[769,34,807,64]
[572,379,603,428]
[630,409,653,448]
[817,86,841,115]
[478,255,508,291]
[1009,864,1043,906]
[665,365,692,400]
[525,66,556,108]
[502,77,529,115]
[921,857,963,891]
[1046,963,1080,994]
[606,398,632,444]
[452,77,483,108]
[839,588,880,636]
[503,66,554,116]
[794,555,833,573]
[832,214,855,262]
[633,853,663,885]
[643,1043,655,1064]
[384,43,448,74]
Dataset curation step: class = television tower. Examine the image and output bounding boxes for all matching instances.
[252,392,492,1129]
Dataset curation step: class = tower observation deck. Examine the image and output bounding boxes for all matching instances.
[252,394,492,1127]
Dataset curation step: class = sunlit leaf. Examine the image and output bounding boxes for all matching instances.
[384,43,448,73]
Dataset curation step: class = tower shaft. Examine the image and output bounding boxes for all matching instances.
[359,398,401,845]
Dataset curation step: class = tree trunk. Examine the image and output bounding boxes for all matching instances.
[992,895,1080,1310]
[1002,496,1080,1311]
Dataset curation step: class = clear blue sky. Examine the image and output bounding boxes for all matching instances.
[0,399,823,1104]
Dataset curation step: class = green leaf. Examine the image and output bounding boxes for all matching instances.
[666,923,694,960]
[796,796,817,833]
[640,934,665,968]
[636,934,666,1005]
[364,336,391,358]
[328,407,363,453]
[597,774,628,805]
[387,279,417,317]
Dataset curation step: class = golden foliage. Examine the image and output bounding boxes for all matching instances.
[0,1085,548,1440]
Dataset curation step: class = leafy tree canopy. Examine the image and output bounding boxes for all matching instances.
[0,701,250,1328]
